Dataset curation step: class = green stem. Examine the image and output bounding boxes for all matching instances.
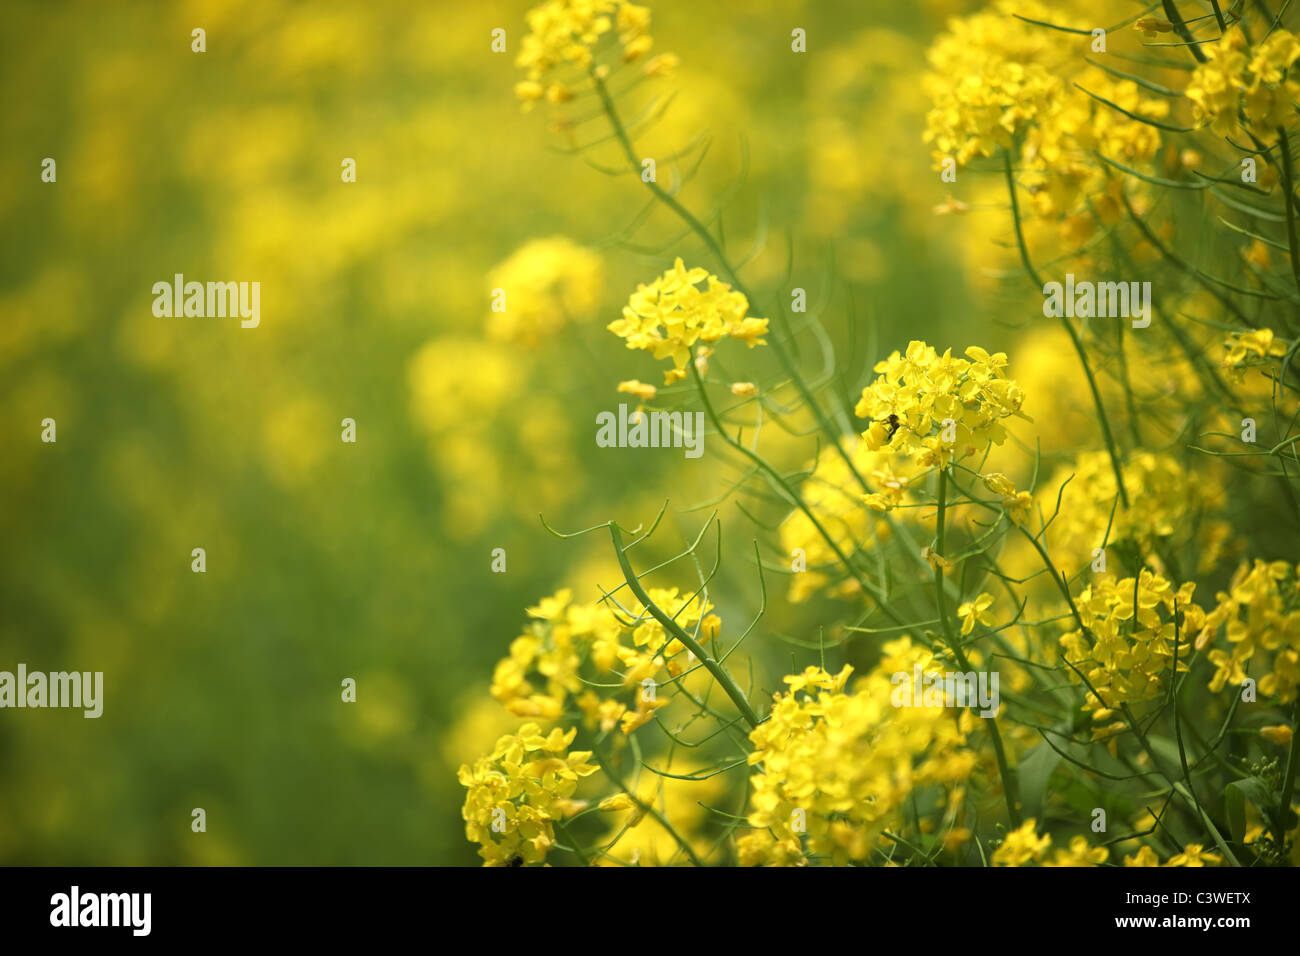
[1276,130,1300,310]
[686,363,926,644]
[934,467,1021,826]
[1002,149,1129,509]
[609,522,762,730]
[1162,0,1209,64]
[590,69,945,591]
[1279,701,1300,831]
[589,738,704,866]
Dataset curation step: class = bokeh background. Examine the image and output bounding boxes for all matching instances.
[0,0,1035,864]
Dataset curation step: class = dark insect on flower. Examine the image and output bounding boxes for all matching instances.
[506,856,524,867]
[884,414,901,441]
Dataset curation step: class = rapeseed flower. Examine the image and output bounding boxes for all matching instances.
[458,723,599,866]
[855,341,1026,466]
[607,258,769,383]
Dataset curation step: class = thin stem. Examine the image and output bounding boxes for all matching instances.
[935,467,1021,826]
[609,522,762,730]
[1002,149,1129,508]
[1277,129,1300,310]
[688,362,925,642]
[589,738,704,866]
[1162,0,1209,63]
[1280,700,1300,832]
[591,68,945,589]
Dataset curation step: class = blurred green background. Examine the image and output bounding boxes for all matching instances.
[0,0,995,864]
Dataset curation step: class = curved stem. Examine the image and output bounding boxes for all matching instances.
[591,69,946,588]
[609,522,762,730]
[687,362,925,644]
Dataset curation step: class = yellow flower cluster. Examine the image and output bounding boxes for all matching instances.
[486,237,604,347]
[607,258,769,384]
[1198,560,1300,703]
[737,641,977,866]
[490,586,716,733]
[922,0,1061,167]
[407,337,578,537]
[924,1,1167,223]
[992,824,1219,867]
[1186,27,1300,139]
[458,723,598,866]
[991,819,1053,866]
[1060,570,1204,729]
[515,0,671,108]
[1022,75,1167,221]
[855,341,1026,466]
[490,588,615,720]
[1035,450,1231,575]
[1222,327,1288,385]
[1123,844,1224,867]
[992,819,1108,867]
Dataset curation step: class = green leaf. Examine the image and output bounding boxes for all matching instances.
[1225,781,1248,845]
[1146,734,1182,771]
[1224,778,1273,845]
[1018,741,1062,822]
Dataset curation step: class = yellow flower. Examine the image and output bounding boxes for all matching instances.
[458,723,599,866]
[982,472,1016,497]
[1260,724,1293,745]
[783,664,853,695]
[1124,846,1160,867]
[617,379,657,401]
[515,1,672,109]
[597,793,638,813]
[854,341,1026,466]
[607,258,769,375]
[730,381,758,397]
[1060,570,1205,721]
[1186,27,1300,139]
[1044,835,1108,867]
[619,693,668,734]
[1201,560,1300,703]
[992,819,1052,867]
[741,643,975,866]
[491,589,623,719]
[577,690,627,733]
[957,593,995,636]
[922,546,954,572]
[924,1,1168,229]
[1166,844,1223,867]
[1222,327,1288,385]
[1031,450,1231,577]
[981,472,1033,524]
[486,236,604,346]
